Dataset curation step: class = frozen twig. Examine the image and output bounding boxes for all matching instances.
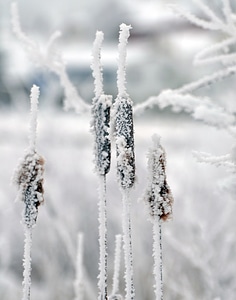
[11,2,89,114]
[193,151,236,170]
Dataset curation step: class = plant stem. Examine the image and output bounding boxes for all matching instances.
[22,226,33,300]
[98,175,108,300]
[122,189,135,300]
[153,222,163,300]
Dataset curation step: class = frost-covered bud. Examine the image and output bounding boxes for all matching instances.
[91,94,112,176]
[13,151,45,228]
[108,294,123,300]
[143,135,173,222]
[114,95,135,189]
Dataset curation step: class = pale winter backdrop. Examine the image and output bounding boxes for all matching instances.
[0,0,236,300]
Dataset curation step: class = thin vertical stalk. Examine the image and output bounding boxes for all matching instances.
[153,222,163,300]
[22,227,33,300]
[111,234,122,296]
[98,175,108,300]
[121,189,135,300]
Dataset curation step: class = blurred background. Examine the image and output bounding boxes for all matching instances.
[1,0,236,299]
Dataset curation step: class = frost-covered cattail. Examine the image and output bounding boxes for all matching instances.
[91,31,112,176]
[114,23,135,300]
[143,134,173,300]
[13,152,44,228]
[114,24,135,190]
[143,134,173,223]
[13,85,45,228]
[92,94,112,176]
[12,85,44,300]
[91,31,112,300]
[114,97,135,189]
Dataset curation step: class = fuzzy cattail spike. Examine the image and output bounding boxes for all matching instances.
[92,94,112,176]
[143,134,173,223]
[13,152,45,228]
[115,23,135,190]
[13,85,45,228]
[142,134,173,300]
[114,97,135,189]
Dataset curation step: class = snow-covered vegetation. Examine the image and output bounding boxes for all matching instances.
[1,0,236,300]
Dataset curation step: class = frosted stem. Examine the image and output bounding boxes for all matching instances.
[74,233,84,300]
[98,175,108,300]
[91,31,104,99]
[122,189,135,300]
[22,226,33,300]
[153,222,163,300]
[111,234,122,295]
[29,85,40,152]
[117,24,132,97]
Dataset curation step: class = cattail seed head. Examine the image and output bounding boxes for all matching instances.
[91,94,112,176]
[143,134,173,223]
[13,151,45,228]
[114,95,135,189]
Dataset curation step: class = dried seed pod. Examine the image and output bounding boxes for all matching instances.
[91,94,112,176]
[114,95,135,189]
[13,151,45,228]
[143,135,173,222]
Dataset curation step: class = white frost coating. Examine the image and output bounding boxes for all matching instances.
[170,4,221,31]
[135,88,236,129]
[143,134,173,223]
[11,2,89,114]
[74,233,84,300]
[91,94,112,176]
[193,151,235,169]
[91,31,104,99]
[97,175,108,300]
[29,85,39,152]
[194,37,236,66]
[121,189,135,300]
[117,24,132,97]
[111,235,122,296]
[22,227,32,300]
[153,222,163,300]
[192,0,224,26]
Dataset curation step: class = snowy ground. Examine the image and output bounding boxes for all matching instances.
[0,110,236,300]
